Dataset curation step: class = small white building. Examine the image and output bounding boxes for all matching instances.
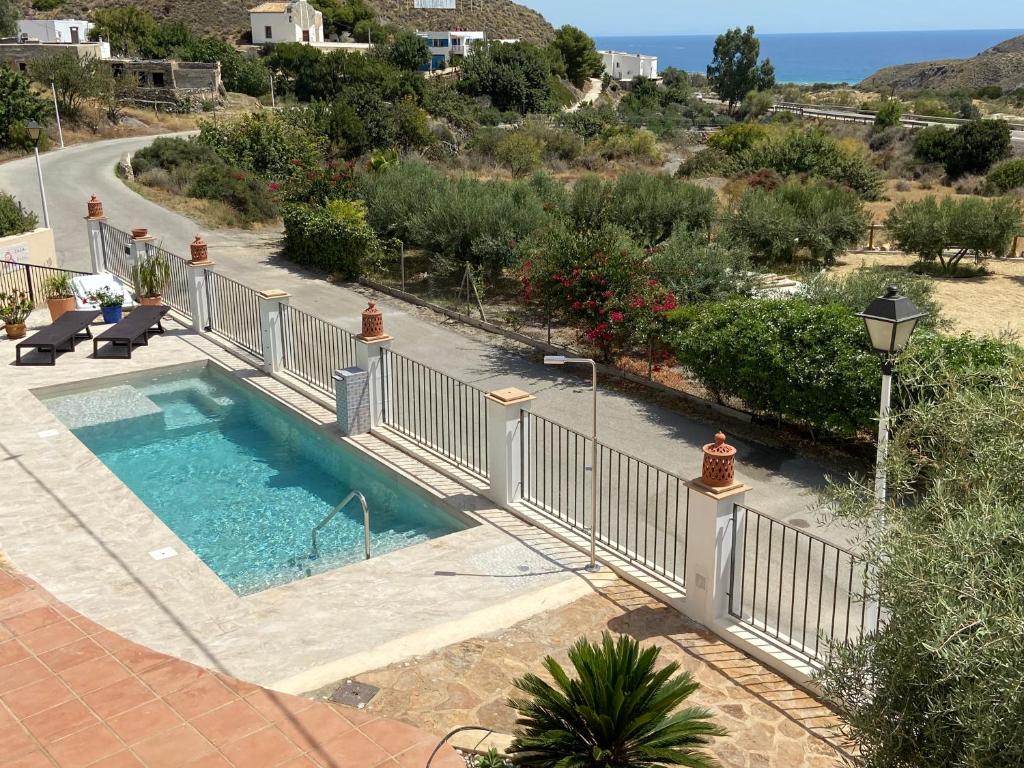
[16,19,94,44]
[249,1,323,45]
[600,50,658,81]
[417,29,485,69]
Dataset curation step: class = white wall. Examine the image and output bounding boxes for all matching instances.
[250,3,323,45]
[601,51,658,81]
[16,19,93,44]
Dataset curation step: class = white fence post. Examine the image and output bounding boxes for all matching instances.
[185,261,212,333]
[354,338,391,429]
[682,434,750,627]
[128,232,154,277]
[483,388,534,506]
[258,290,289,374]
[84,195,105,273]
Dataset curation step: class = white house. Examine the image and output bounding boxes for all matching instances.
[249,1,323,45]
[600,50,658,81]
[417,29,485,69]
[16,19,93,44]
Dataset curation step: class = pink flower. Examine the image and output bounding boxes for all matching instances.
[610,311,624,322]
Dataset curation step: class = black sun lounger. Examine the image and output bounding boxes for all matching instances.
[92,306,169,359]
[16,310,101,366]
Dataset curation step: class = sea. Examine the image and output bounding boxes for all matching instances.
[593,29,1024,85]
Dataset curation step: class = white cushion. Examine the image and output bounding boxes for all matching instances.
[72,273,138,310]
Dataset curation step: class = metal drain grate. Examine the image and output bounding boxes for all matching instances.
[329,680,379,708]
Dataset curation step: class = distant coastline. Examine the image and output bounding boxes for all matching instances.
[593,29,1024,84]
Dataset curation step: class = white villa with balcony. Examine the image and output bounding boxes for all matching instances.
[600,50,658,81]
[249,0,324,45]
[16,19,94,44]
[417,29,485,69]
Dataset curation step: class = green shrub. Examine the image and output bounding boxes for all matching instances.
[0,68,49,151]
[911,125,952,164]
[197,112,324,180]
[0,193,39,237]
[281,199,378,278]
[592,128,661,163]
[801,265,941,328]
[874,98,904,128]
[132,137,219,176]
[986,159,1024,193]
[356,161,445,242]
[913,120,1012,178]
[495,131,544,176]
[648,230,754,304]
[724,181,868,265]
[706,123,771,154]
[187,165,278,224]
[565,174,611,230]
[676,147,729,178]
[605,172,716,246]
[669,298,880,434]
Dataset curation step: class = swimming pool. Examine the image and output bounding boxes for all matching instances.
[41,364,471,595]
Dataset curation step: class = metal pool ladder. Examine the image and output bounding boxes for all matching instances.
[311,491,371,561]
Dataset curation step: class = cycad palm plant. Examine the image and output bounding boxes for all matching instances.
[508,633,725,768]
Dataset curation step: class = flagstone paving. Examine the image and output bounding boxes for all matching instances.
[342,579,851,768]
[0,562,462,768]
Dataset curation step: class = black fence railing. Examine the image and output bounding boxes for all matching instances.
[153,245,192,317]
[729,504,878,660]
[204,270,262,358]
[0,261,89,304]
[280,305,357,394]
[521,412,689,587]
[99,222,132,281]
[380,349,489,479]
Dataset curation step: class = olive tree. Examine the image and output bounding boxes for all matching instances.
[707,26,775,112]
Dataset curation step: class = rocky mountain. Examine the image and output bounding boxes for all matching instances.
[859,33,1024,93]
[16,0,554,46]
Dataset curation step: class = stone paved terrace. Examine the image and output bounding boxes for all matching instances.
[0,562,463,768]
[342,581,851,768]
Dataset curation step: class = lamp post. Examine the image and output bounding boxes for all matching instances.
[856,287,926,506]
[544,355,600,572]
[26,120,49,229]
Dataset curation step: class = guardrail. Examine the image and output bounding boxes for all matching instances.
[0,260,89,304]
[280,304,357,395]
[204,270,263,358]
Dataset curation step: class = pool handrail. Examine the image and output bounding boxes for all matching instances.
[311,491,371,561]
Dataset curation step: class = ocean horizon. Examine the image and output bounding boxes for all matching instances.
[593,29,1024,85]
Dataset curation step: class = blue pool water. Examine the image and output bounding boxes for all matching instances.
[42,365,469,595]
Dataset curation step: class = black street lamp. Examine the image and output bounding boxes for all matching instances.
[26,119,50,229]
[857,286,927,505]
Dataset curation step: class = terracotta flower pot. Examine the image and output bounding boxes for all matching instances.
[131,228,149,238]
[139,295,164,307]
[4,323,27,340]
[47,296,76,322]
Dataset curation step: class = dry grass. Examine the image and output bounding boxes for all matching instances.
[125,180,261,231]
[864,178,978,222]
[833,252,1024,339]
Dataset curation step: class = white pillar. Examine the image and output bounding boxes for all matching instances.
[484,388,535,507]
[258,290,290,374]
[85,217,105,273]
[185,261,213,332]
[354,334,392,429]
[129,233,155,277]
[684,480,750,627]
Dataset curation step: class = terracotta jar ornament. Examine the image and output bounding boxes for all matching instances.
[190,235,209,264]
[361,300,384,340]
[701,432,737,488]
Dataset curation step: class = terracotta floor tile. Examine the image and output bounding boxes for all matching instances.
[106,699,182,745]
[182,754,232,768]
[245,689,314,724]
[221,726,302,767]
[0,591,49,621]
[4,606,64,637]
[131,724,216,768]
[0,639,31,669]
[165,675,237,721]
[394,742,462,768]
[5,749,56,768]
[46,723,123,768]
[212,672,260,698]
[82,677,155,719]
[113,645,167,675]
[190,699,267,748]
[360,719,432,755]
[139,659,206,697]
[1,675,74,719]
[275,705,352,753]
[40,638,107,674]
[89,751,144,767]
[58,656,131,697]
[314,729,391,768]
[0,624,12,641]
[0,656,52,693]
[0,572,27,600]
[19,621,86,655]
[70,616,107,637]
[23,698,99,743]
[0,717,38,761]
[334,706,377,727]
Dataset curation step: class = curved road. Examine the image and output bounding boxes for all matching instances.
[0,134,844,535]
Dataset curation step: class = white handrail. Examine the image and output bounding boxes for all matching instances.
[311,491,370,560]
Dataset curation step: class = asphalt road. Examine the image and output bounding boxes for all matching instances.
[0,134,851,541]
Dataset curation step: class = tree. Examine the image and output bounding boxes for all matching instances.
[818,335,1024,767]
[459,41,553,114]
[549,25,603,88]
[0,69,48,150]
[379,30,430,71]
[90,7,158,57]
[0,193,39,238]
[28,53,114,126]
[0,0,18,38]
[707,26,775,112]
[508,633,723,768]
[944,118,1012,177]
[874,98,903,129]
[737,89,773,122]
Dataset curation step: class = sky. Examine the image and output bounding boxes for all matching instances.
[517,0,1024,36]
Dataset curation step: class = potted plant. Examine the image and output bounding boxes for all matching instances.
[43,272,76,321]
[130,252,171,307]
[91,287,124,324]
[0,291,33,339]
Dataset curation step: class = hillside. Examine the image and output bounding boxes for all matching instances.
[859,33,1024,93]
[16,0,554,46]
